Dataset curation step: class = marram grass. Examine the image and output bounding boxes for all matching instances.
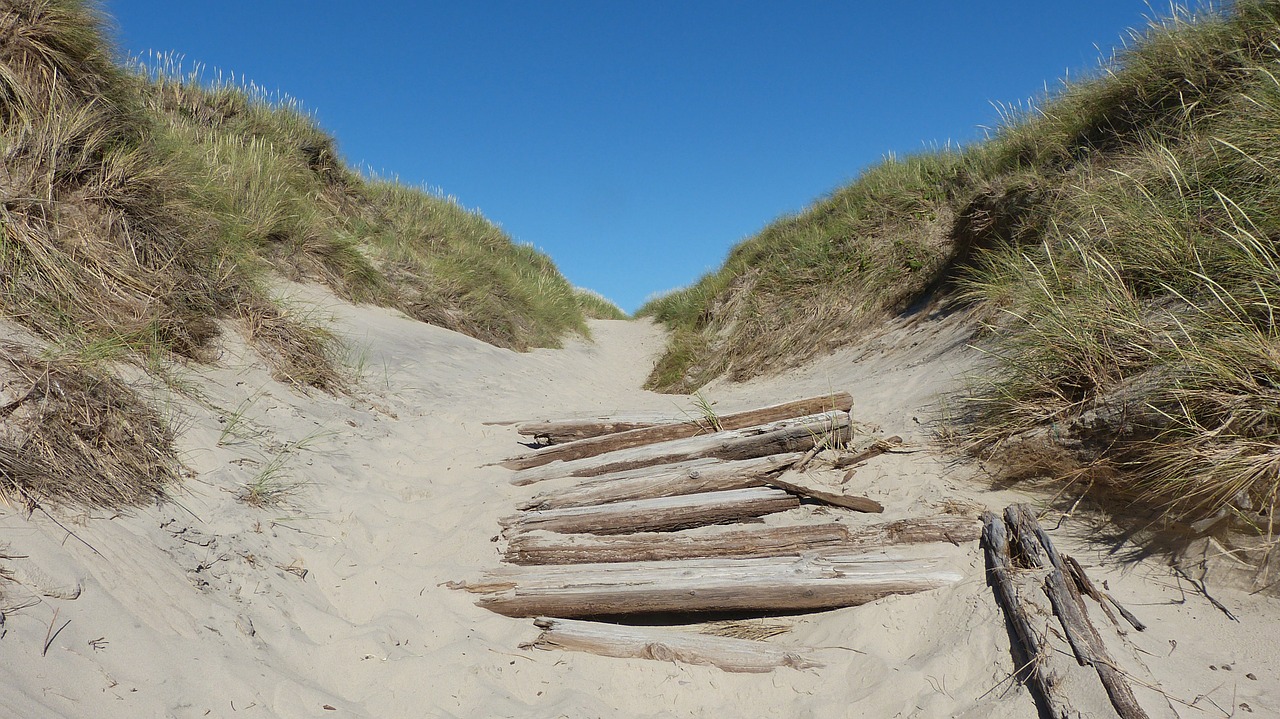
[645,0,1280,528]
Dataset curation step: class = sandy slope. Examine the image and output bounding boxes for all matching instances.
[0,290,1276,718]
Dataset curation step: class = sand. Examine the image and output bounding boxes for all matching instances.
[1,287,1277,718]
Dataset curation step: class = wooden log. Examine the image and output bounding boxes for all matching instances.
[519,454,803,511]
[461,551,963,617]
[508,524,852,565]
[980,511,1073,719]
[503,394,855,469]
[519,436,894,512]
[500,487,799,537]
[1005,504,1151,719]
[516,414,672,444]
[510,411,851,486]
[525,617,823,673]
[1004,505,1096,665]
[506,516,981,565]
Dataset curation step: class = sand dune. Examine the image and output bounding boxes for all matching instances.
[0,289,1276,718]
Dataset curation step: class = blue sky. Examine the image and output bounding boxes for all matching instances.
[105,1,1171,313]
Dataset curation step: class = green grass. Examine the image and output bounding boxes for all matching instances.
[643,0,1280,527]
[0,0,601,506]
[640,149,985,392]
[0,2,594,390]
[573,288,629,320]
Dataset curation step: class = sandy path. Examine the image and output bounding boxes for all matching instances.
[0,294,1277,718]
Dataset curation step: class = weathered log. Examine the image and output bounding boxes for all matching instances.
[1004,504,1150,719]
[510,411,852,486]
[500,487,799,537]
[516,414,672,444]
[524,617,823,673]
[506,516,981,565]
[980,512,1074,719]
[462,551,963,617]
[518,454,803,511]
[503,394,855,469]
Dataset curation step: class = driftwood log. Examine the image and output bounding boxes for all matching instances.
[518,454,802,511]
[1003,505,1151,719]
[524,617,823,673]
[460,551,963,617]
[500,487,800,537]
[503,394,855,469]
[981,512,1073,719]
[510,411,852,486]
[516,414,672,444]
[506,515,981,565]
[985,506,1152,719]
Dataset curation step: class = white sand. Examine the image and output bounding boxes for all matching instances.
[1,290,1277,718]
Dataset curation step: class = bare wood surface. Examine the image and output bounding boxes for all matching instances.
[1005,504,1151,719]
[980,511,1074,719]
[518,454,803,511]
[462,551,963,617]
[525,617,823,673]
[510,411,852,486]
[500,487,799,537]
[503,394,855,469]
[515,413,674,444]
[506,516,981,565]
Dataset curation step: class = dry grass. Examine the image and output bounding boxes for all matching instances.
[238,299,344,393]
[0,0,602,510]
[0,342,177,507]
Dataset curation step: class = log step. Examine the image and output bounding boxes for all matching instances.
[510,411,852,485]
[461,551,964,617]
[517,414,673,444]
[504,393,855,469]
[505,516,981,565]
[500,487,800,537]
[518,453,802,511]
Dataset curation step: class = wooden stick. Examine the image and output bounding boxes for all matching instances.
[832,436,903,468]
[980,512,1073,719]
[766,475,884,513]
[503,394,855,469]
[500,487,800,537]
[525,617,823,673]
[1063,554,1145,632]
[509,411,852,486]
[518,454,802,511]
[505,516,981,565]
[463,551,963,617]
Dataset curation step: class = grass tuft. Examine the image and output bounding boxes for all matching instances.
[0,342,177,507]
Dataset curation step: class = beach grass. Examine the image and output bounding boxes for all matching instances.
[644,0,1280,526]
